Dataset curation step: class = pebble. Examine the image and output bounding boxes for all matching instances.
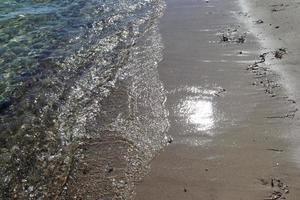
[0,98,12,112]
[256,19,264,24]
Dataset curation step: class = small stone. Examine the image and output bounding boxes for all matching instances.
[255,19,264,24]
[28,186,34,192]
[237,35,246,43]
[221,35,229,42]
[108,167,114,173]
[167,137,173,144]
[0,98,12,112]
[288,99,296,103]
[284,189,289,194]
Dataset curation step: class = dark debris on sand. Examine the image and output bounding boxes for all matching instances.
[258,177,290,200]
[256,19,264,24]
[274,48,287,59]
[219,27,247,44]
[263,178,289,200]
[247,51,285,97]
[246,49,298,121]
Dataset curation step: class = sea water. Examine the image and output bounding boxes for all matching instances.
[0,0,169,198]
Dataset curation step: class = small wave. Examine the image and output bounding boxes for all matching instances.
[0,0,169,199]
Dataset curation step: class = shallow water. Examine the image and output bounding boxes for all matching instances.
[0,0,169,198]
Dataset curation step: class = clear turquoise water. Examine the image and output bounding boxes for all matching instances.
[0,0,162,103]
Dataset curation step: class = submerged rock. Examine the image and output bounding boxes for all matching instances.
[0,98,12,112]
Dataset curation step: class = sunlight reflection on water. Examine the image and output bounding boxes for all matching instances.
[181,99,214,131]
[173,86,222,138]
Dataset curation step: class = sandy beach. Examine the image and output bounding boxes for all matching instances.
[135,0,300,199]
[2,0,300,199]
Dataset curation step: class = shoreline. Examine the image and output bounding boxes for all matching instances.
[238,0,300,177]
[135,0,300,199]
[2,0,300,199]
[0,1,170,199]
[238,0,300,107]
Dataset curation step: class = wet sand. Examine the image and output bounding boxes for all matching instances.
[135,0,300,199]
[239,0,300,109]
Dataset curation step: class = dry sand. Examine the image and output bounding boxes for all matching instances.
[135,0,300,199]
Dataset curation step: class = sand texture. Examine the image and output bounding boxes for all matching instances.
[135,0,300,199]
